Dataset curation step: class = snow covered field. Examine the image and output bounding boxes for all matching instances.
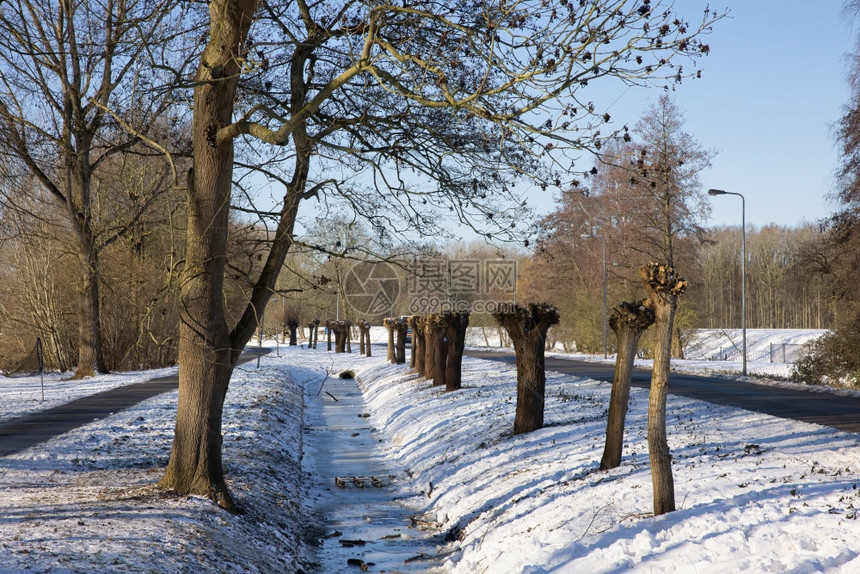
[1,335,858,572]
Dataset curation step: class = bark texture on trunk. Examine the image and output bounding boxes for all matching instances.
[158,0,258,511]
[66,157,108,378]
[443,311,470,392]
[394,319,407,364]
[287,320,298,346]
[72,239,108,378]
[601,299,654,471]
[639,263,686,516]
[493,303,559,435]
[407,315,420,369]
[426,314,447,386]
[413,316,427,377]
[383,318,396,362]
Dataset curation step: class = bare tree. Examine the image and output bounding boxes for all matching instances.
[494,303,560,434]
[639,263,686,515]
[527,96,712,354]
[601,299,654,470]
[309,319,320,349]
[426,314,448,386]
[160,0,724,508]
[412,315,428,377]
[0,0,189,378]
[626,95,715,268]
[357,319,370,355]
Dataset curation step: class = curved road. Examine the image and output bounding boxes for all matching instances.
[465,349,860,433]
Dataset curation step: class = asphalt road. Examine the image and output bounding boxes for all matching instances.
[0,348,269,457]
[464,349,860,433]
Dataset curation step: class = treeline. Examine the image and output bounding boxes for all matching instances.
[697,224,829,330]
[523,220,831,356]
[0,164,266,374]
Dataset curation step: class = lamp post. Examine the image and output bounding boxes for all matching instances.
[707,188,747,376]
[582,233,607,359]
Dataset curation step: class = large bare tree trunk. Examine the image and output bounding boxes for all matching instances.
[601,299,654,471]
[72,235,108,378]
[639,263,686,516]
[443,311,470,392]
[158,0,258,512]
[494,304,559,434]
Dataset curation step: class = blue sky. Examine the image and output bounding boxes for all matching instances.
[549,0,856,230]
[291,2,856,239]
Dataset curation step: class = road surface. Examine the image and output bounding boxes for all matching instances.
[464,349,860,433]
[0,348,269,457]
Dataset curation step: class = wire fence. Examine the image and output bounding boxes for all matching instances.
[709,343,807,364]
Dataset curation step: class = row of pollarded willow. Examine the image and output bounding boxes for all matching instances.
[0,0,723,509]
[383,317,408,364]
[493,263,684,517]
[597,263,686,517]
[385,312,470,392]
[381,262,682,517]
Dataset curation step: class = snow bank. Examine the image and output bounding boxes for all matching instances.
[0,357,311,572]
[335,352,860,573]
[2,341,858,573]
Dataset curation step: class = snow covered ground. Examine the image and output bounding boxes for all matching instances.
[1,332,858,572]
[0,367,178,422]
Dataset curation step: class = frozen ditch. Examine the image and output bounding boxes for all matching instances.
[302,369,444,572]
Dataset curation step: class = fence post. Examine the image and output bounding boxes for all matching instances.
[36,337,44,402]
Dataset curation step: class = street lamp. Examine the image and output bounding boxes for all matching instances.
[707,188,747,376]
[581,233,607,359]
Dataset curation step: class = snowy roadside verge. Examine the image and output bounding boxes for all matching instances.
[0,355,312,573]
[0,367,179,422]
[339,353,860,573]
